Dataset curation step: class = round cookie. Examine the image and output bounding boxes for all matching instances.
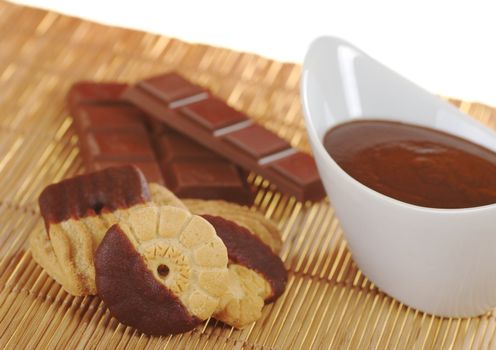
[183,199,282,254]
[95,204,229,335]
[201,215,288,328]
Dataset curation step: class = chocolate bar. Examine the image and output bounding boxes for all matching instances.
[68,82,253,204]
[123,73,325,201]
[39,165,150,227]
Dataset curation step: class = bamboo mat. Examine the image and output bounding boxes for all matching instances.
[1,1,496,349]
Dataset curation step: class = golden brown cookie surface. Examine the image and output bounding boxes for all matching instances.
[183,199,282,254]
[214,264,270,328]
[149,182,187,210]
[30,226,66,288]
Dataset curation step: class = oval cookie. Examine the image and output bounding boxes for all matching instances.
[202,215,288,328]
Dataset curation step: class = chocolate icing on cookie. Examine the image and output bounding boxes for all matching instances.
[39,165,150,227]
[95,224,201,335]
[202,215,287,303]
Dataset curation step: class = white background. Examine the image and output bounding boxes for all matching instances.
[12,0,496,106]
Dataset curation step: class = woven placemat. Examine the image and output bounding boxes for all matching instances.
[1,1,496,349]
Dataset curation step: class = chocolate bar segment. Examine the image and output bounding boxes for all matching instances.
[74,104,146,131]
[180,97,248,131]
[165,160,251,202]
[69,83,164,184]
[151,125,253,205]
[68,82,254,204]
[224,124,291,159]
[139,73,208,108]
[39,165,150,227]
[68,82,127,110]
[202,215,287,303]
[124,72,325,201]
[155,133,219,163]
[86,131,155,161]
[270,152,324,200]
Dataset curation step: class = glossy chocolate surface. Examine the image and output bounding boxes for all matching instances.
[139,73,206,105]
[123,72,325,202]
[155,133,218,163]
[86,131,155,161]
[224,124,290,159]
[152,127,253,204]
[68,81,127,109]
[95,224,201,335]
[181,97,247,131]
[270,152,323,188]
[164,161,251,202]
[75,104,146,131]
[324,120,496,208]
[202,215,287,303]
[38,165,150,226]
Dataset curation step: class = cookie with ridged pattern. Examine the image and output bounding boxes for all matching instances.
[95,204,229,335]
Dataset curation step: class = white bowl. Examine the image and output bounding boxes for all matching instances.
[300,36,496,317]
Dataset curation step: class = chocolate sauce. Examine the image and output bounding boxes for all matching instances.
[323,120,496,209]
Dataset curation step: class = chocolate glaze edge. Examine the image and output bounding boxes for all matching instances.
[38,165,150,228]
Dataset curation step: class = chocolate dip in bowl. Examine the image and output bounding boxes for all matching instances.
[300,36,496,317]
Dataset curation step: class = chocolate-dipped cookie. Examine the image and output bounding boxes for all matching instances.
[202,215,287,328]
[32,165,152,295]
[149,182,187,210]
[95,204,229,335]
